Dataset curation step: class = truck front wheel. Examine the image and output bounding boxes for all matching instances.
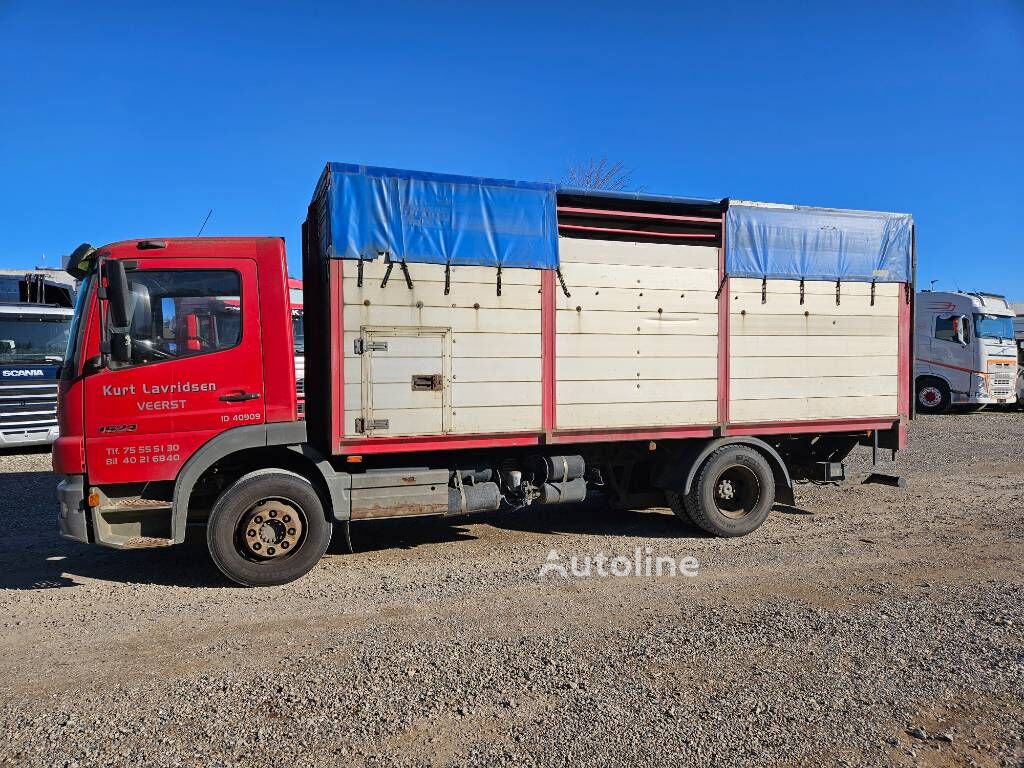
[206,470,332,587]
[666,445,775,537]
[916,377,951,414]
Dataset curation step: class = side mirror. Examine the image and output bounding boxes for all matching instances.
[103,260,132,364]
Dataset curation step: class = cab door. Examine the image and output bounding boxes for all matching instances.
[84,259,263,484]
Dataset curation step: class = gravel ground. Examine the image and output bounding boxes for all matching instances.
[1,412,1022,767]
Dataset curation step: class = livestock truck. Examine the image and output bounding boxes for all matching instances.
[54,164,914,586]
[914,291,1017,413]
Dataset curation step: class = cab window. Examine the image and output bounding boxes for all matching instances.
[935,315,968,344]
[118,270,241,366]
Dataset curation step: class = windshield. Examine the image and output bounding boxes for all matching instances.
[973,313,1015,341]
[62,273,93,374]
[292,312,304,355]
[0,315,71,364]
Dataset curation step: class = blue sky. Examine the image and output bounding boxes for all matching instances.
[1,1,1022,297]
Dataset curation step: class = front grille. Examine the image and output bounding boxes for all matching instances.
[0,383,57,429]
[991,376,1014,397]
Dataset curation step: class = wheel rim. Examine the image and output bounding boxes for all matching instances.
[712,464,761,519]
[918,386,942,408]
[236,498,306,561]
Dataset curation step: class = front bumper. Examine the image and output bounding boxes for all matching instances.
[56,475,89,543]
[0,426,59,448]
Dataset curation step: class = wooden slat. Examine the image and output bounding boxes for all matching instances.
[558,378,716,405]
[452,357,542,383]
[557,400,717,429]
[730,335,898,357]
[558,238,719,269]
[451,333,541,358]
[730,314,898,337]
[344,279,541,310]
[558,262,720,292]
[730,291,899,317]
[558,334,718,358]
[731,277,902,297]
[557,356,718,381]
[731,375,898,401]
[555,287,718,315]
[730,355,898,379]
[344,305,541,334]
[730,395,899,423]
[353,260,540,286]
[343,408,443,437]
[557,310,718,336]
[453,405,542,432]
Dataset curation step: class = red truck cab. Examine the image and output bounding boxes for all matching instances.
[56,238,305,558]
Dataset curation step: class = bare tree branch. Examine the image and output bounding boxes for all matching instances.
[563,157,634,191]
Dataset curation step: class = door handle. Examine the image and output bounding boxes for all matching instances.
[219,391,261,402]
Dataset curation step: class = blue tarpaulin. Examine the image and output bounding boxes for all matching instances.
[316,163,559,269]
[726,202,912,283]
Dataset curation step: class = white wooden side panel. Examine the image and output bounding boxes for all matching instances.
[554,241,720,430]
[729,277,901,423]
[342,264,543,437]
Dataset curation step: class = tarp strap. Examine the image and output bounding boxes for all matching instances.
[380,261,394,288]
[496,265,502,297]
[836,280,841,306]
[444,261,451,296]
[556,267,571,298]
[761,277,767,305]
[400,260,413,289]
[870,280,876,306]
[799,278,805,305]
[357,258,364,288]
[714,274,727,300]
[905,283,911,304]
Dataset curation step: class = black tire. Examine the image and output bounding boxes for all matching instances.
[667,445,775,537]
[207,470,332,587]
[916,377,951,415]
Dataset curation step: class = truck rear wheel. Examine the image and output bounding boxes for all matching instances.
[667,445,775,537]
[206,470,332,587]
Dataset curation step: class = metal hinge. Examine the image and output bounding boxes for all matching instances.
[353,338,388,355]
[355,417,389,433]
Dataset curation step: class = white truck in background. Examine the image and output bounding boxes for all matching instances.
[0,269,76,447]
[1013,302,1023,406]
[914,291,1017,413]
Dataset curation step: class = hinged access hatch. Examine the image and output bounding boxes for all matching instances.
[357,327,452,437]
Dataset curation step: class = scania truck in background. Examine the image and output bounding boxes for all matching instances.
[914,291,1018,413]
[54,163,914,586]
[0,269,76,447]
